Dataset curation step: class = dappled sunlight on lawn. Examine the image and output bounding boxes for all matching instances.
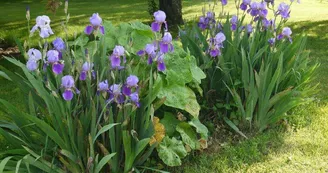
[172,102,328,173]
[0,0,328,172]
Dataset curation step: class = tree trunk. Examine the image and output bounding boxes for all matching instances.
[159,0,183,27]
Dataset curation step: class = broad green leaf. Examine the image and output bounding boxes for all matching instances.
[189,118,209,139]
[165,55,193,86]
[158,85,200,117]
[85,41,99,57]
[103,20,117,50]
[116,23,133,46]
[130,21,152,31]
[157,137,187,167]
[160,112,180,136]
[176,122,200,150]
[130,30,152,53]
[69,34,89,47]
[189,55,206,84]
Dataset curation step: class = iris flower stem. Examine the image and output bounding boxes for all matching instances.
[27,20,30,50]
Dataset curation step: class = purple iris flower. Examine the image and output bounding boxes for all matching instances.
[197,11,216,30]
[263,19,275,30]
[198,16,207,30]
[113,45,125,57]
[98,80,109,92]
[246,24,253,33]
[109,84,125,104]
[123,75,139,96]
[277,27,292,42]
[52,37,65,51]
[126,75,139,88]
[159,32,174,53]
[230,15,238,31]
[52,63,64,74]
[221,0,227,6]
[28,48,42,61]
[249,2,260,16]
[26,60,38,71]
[277,2,290,19]
[268,38,276,46]
[61,75,75,101]
[122,85,132,96]
[110,84,121,96]
[214,32,226,45]
[157,54,166,71]
[46,50,64,74]
[137,43,157,64]
[209,46,221,57]
[26,47,41,71]
[30,15,54,38]
[47,50,59,63]
[85,13,105,35]
[240,0,251,11]
[145,43,156,55]
[262,18,270,29]
[151,10,167,32]
[282,27,292,37]
[258,2,268,18]
[130,92,140,107]
[79,62,93,81]
[248,2,268,20]
[208,32,226,58]
[206,12,215,20]
[110,45,125,69]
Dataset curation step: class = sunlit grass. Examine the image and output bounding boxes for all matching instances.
[171,101,328,172]
[1,0,328,46]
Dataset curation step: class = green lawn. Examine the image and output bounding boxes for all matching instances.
[1,0,328,172]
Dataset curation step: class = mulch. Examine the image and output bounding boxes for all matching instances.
[0,46,21,58]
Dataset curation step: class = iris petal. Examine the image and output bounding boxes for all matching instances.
[151,22,161,32]
[99,25,105,34]
[157,61,166,71]
[159,42,169,53]
[110,55,121,68]
[63,90,74,101]
[52,63,64,75]
[79,71,87,81]
[85,25,94,35]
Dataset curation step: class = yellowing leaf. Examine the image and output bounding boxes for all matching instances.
[149,117,165,146]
